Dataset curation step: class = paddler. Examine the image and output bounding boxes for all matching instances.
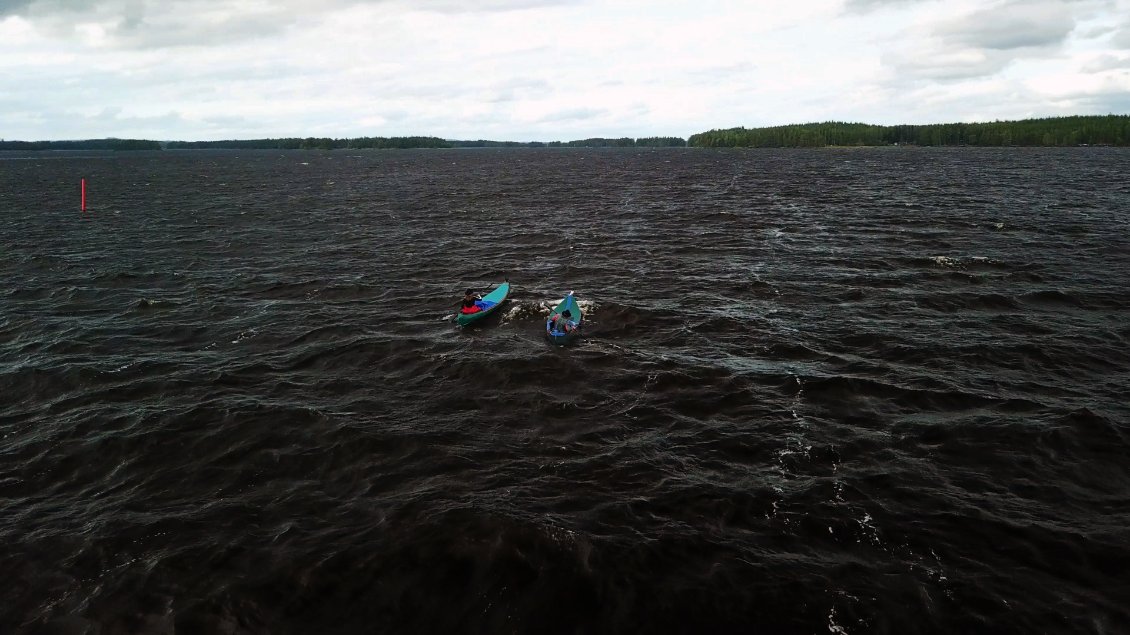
[551,309,576,333]
[460,289,483,314]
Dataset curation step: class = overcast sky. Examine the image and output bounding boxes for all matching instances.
[2,0,1129,141]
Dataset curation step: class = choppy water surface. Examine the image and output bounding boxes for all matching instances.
[2,147,1129,634]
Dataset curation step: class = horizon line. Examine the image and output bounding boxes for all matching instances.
[3,114,1127,145]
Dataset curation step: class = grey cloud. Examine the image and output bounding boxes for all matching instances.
[697,61,755,79]
[412,0,578,13]
[3,0,362,48]
[627,102,649,117]
[2,1,287,48]
[881,2,1081,84]
[199,114,258,127]
[399,82,478,99]
[487,77,551,102]
[841,0,926,14]
[1,0,128,18]
[89,106,186,128]
[883,49,1011,81]
[494,77,551,91]
[1,0,575,20]
[379,110,410,122]
[1078,24,1117,38]
[1065,87,1130,113]
[1082,54,1130,72]
[110,14,296,48]
[1114,26,1130,48]
[0,0,35,15]
[934,3,1075,50]
[536,107,606,123]
[4,0,578,49]
[13,105,194,140]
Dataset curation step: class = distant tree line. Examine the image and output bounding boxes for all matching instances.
[549,137,633,147]
[0,135,689,151]
[688,115,1130,147]
[0,138,161,151]
[165,136,452,150]
[17,115,1130,151]
[449,140,547,148]
[635,136,687,147]
[167,136,687,149]
[544,137,686,147]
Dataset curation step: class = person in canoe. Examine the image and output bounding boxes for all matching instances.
[460,289,484,315]
[550,309,577,334]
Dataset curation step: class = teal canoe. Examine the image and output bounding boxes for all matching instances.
[455,281,510,327]
[546,291,582,345]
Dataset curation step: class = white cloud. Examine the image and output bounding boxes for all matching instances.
[1,0,1127,140]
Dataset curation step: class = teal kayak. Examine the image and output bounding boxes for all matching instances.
[455,281,510,327]
[546,291,582,345]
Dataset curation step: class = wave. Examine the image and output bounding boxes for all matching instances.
[4,146,1130,634]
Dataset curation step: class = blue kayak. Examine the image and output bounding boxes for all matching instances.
[546,291,582,345]
[456,281,510,327]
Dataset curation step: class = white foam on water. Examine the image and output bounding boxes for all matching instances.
[930,255,1000,269]
[500,302,542,323]
[827,607,850,634]
[231,328,258,344]
[542,296,598,314]
[500,297,598,324]
[855,512,884,548]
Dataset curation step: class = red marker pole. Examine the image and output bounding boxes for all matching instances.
[81,178,87,213]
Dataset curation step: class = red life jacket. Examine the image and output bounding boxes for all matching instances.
[461,305,481,314]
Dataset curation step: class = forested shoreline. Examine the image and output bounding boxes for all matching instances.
[0,136,686,151]
[688,115,1130,147]
[0,138,162,151]
[2,116,1128,150]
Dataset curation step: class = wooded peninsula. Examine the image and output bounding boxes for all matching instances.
[1,115,1127,150]
[688,115,1130,147]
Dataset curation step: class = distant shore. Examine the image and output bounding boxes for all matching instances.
[2,115,1127,150]
[0,137,686,152]
[689,115,1129,148]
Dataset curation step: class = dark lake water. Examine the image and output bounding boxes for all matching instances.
[2,147,1129,634]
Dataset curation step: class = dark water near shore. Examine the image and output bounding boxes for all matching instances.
[2,147,1129,634]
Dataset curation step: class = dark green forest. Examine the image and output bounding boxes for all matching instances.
[688,115,1130,147]
[547,137,687,147]
[0,138,161,151]
[166,136,687,149]
[0,135,688,151]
